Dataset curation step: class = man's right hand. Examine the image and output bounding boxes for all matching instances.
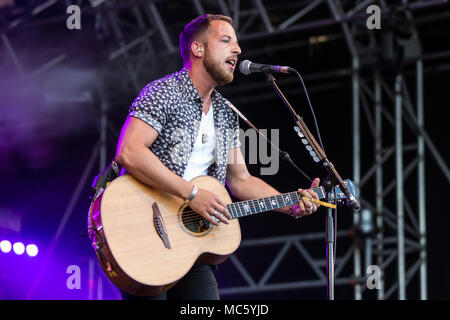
[188,188,231,226]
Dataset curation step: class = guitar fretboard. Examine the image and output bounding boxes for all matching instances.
[226,187,326,219]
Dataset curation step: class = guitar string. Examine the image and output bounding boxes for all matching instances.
[180,193,309,220]
[158,197,308,227]
[178,203,288,223]
[179,214,235,224]
[181,201,288,218]
[179,201,324,223]
[156,187,343,227]
[179,190,325,219]
[179,188,325,217]
[168,187,328,223]
[176,210,242,223]
[179,192,310,217]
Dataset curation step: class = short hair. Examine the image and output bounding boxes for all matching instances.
[179,14,233,64]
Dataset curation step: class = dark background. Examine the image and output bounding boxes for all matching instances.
[0,0,449,300]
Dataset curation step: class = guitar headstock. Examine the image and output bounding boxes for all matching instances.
[329,179,358,204]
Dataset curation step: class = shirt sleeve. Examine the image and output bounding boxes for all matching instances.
[127,83,167,134]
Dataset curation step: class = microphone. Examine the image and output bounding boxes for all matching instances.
[239,59,293,75]
[347,192,361,211]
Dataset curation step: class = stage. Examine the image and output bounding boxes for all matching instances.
[0,0,449,301]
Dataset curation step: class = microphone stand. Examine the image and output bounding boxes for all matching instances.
[325,182,337,300]
[264,72,360,300]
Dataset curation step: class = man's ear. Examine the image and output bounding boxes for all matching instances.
[191,41,203,58]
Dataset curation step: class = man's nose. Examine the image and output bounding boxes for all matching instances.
[233,42,241,55]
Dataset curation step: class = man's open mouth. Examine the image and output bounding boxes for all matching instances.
[226,58,236,69]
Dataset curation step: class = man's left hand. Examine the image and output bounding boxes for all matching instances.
[291,177,321,218]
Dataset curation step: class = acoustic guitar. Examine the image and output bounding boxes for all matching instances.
[87,174,356,296]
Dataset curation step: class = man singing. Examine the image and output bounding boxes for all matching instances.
[115,14,320,300]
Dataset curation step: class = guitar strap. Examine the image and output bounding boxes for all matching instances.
[91,160,121,193]
[87,159,122,278]
[88,159,121,239]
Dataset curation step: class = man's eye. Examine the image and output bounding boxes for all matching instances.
[222,40,230,43]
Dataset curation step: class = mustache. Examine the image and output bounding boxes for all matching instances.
[225,55,238,62]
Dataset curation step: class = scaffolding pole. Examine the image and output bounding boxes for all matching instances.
[375,72,385,300]
[416,59,427,300]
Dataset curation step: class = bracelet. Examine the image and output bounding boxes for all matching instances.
[187,185,198,202]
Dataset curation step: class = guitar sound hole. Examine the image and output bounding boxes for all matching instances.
[181,206,211,234]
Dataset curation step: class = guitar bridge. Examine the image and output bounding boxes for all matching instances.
[152,202,171,249]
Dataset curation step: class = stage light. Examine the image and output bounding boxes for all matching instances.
[26,244,38,257]
[1,240,39,257]
[0,240,12,253]
[13,242,25,255]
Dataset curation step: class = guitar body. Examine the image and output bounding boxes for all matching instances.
[88,175,241,296]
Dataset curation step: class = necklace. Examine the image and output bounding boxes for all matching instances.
[201,104,213,144]
[202,133,208,144]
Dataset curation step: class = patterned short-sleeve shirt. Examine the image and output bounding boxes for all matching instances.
[128,67,241,185]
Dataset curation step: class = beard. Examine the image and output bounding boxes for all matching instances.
[203,47,234,86]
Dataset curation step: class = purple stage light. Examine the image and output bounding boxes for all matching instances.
[26,244,38,257]
[0,240,12,253]
[13,242,25,255]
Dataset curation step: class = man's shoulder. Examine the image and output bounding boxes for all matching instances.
[140,70,191,100]
[129,70,184,115]
[141,70,183,97]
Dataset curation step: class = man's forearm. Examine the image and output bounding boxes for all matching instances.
[228,175,291,215]
[116,144,194,200]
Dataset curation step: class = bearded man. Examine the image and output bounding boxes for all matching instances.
[115,14,320,300]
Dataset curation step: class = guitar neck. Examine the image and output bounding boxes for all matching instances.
[227,187,326,219]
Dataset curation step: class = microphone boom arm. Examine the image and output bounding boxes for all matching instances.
[265,73,360,211]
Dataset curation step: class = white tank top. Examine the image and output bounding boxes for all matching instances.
[182,103,216,181]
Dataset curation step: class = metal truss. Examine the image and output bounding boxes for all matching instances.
[218,232,357,296]
[353,62,429,300]
[220,0,447,300]
[2,0,449,300]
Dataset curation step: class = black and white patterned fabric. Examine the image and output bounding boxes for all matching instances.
[127,67,241,185]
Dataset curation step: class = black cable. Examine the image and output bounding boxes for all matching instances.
[291,68,326,154]
[279,151,313,183]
